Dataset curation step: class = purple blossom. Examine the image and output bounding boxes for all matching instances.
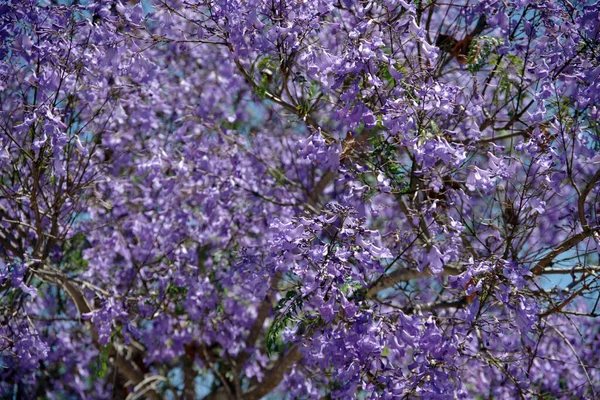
[1,0,599,398]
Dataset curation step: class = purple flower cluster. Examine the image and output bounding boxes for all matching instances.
[1,0,600,398]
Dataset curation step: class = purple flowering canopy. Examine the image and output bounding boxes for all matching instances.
[2,0,600,398]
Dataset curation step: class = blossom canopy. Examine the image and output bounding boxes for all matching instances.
[1,0,600,398]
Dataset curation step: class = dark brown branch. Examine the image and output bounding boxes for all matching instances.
[577,168,600,229]
[182,356,196,400]
[366,264,462,298]
[236,276,281,368]
[540,284,589,318]
[32,263,160,400]
[542,266,600,274]
[531,229,594,275]
[242,345,302,400]
[409,297,468,314]
[308,169,336,208]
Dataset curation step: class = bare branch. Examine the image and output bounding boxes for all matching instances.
[577,168,600,229]
[531,229,594,275]
[242,345,302,400]
[542,266,600,274]
[366,264,462,299]
[31,263,161,400]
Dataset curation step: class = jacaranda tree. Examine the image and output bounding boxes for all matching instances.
[1,0,600,398]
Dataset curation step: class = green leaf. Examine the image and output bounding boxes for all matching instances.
[266,291,303,356]
[467,36,504,73]
[166,284,188,296]
[93,344,111,379]
[381,346,390,357]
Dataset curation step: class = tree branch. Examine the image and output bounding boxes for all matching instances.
[577,168,600,229]
[531,229,594,275]
[236,276,281,368]
[366,264,462,299]
[242,345,302,400]
[32,263,161,400]
[542,265,600,274]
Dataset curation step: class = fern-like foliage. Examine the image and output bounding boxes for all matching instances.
[265,290,304,356]
[468,36,504,73]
